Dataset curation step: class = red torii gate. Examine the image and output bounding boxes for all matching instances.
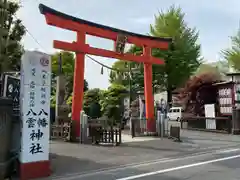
[39,4,171,137]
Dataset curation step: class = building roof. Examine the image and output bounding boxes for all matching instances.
[212,81,234,86]
[226,72,240,76]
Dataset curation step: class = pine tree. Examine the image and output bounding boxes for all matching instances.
[0,0,25,73]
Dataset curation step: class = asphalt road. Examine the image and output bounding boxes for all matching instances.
[36,130,240,180]
[49,147,240,180]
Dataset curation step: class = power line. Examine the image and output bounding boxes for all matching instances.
[13,14,46,52]
[17,0,130,73]
[24,25,46,51]
[14,14,127,73]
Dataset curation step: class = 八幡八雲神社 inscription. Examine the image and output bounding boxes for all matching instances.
[26,108,49,154]
[20,51,51,163]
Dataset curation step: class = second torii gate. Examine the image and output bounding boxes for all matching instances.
[39,4,172,137]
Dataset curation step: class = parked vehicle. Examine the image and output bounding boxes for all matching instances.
[167,107,183,121]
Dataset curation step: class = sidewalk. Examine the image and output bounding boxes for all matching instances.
[180,129,240,150]
[121,134,159,143]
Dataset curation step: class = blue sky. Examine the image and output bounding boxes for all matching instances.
[17,0,240,89]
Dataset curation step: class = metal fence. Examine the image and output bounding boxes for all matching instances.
[50,122,71,141]
[130,111,168,137]
[79,111,122,146]
[130,111,181,140]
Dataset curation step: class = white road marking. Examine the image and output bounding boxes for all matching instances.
[117,154,240,180]
[53,147,240,180]
[52,157,170,180]
[217,148,240,154]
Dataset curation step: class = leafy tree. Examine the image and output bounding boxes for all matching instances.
[110,60,146,93]
[109,60,129,86]
[82,88,102,118]
[51,51,89,106]
[111,6,202,104]
[67,88,102,119]
[0,0,26,73]
[100,84,128,125]
[84,80,89,92]
[50,88,56,107]
[150,6,202,102]
[222,28,240,71]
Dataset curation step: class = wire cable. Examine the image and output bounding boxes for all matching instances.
[14,13,127,73]
[85,54,128,72]
[16,0,130,73]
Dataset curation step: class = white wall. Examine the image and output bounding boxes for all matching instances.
[154,91,167,105]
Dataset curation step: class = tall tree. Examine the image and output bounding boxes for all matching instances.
[0,0,25,73]
[111,6,202,104]
[83,88,102,118]
[149,6,202,103]
[222,28,240,71]
[100,84,127,125]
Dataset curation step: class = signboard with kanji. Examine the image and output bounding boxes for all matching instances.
[20,50,51,163]
[3,75,20,108]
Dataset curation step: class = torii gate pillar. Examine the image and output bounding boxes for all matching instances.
[71,32,85,139]
[143,47,155,132]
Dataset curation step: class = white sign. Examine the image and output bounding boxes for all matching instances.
[20,51,51,163]
[204,104,216,130]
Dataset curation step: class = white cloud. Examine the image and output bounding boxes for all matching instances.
[129,17,153,25]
